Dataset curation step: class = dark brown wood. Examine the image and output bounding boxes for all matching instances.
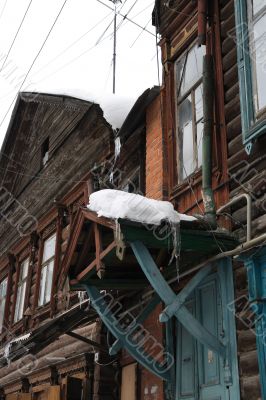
[75,241,117,282]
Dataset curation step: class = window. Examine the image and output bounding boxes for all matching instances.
[0,278,7,330]
[234,0,266,152]
[14,258,29,322]
[175,43,205,182]
[41,137,49,167]
[39,233,56,306]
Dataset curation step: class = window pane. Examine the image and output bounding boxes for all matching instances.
[253,0,265,15]
[14,285,22,322]
[42,234,56,263]
[19,282,27,320]
[39,266,47,306]
[179,95,194,178]
[176,45,205,97]
[253,15,266,111]
[0,278,7,301]
[195,84,203,122]
[0,298,6,328]
[44,261,54,304]
[21,259,29,280]
[197,122,204,168]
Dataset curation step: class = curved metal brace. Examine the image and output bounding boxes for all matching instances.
[130,240,226,359]
[84,284,171,382]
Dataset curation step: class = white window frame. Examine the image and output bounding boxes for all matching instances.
[38,233,56,306]
[248,0,266,117]
[175,41,205,183]
[0,277,8,331]
[14,258,29,323]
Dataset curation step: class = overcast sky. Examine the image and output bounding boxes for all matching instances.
[0,0,160,145]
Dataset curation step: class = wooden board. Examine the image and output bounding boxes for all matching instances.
[121,363,137,400]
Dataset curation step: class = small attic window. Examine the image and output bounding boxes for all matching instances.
[41,137,49,167]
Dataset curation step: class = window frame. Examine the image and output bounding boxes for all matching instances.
[38,232,56,307]
[0,276,8,331]
[234,0,266,153]
[14,257,30,323]
[175,40,205,183]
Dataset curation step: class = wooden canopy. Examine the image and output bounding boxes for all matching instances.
[58,206,238,291]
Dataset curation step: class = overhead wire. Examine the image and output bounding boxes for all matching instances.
[129,17,152,48]
[95,0,156,37]
[0,0,68,130]
[0,0,8,21]
[31,1,154,88]
[31,10,114,78]
[0,0,34,73]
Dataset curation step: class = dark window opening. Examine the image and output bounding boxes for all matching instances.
[41,137,49,167]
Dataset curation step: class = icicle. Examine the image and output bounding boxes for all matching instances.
[4,343,11,365]
[168,221,181,281]
[114,136,121,160]
[109,170,114,183]
[78,291,86,308]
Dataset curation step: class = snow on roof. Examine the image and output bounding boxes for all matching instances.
[88,189,196,226]
[33,88,135,129]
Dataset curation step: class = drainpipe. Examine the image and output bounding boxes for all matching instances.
[201,54,217,228]
[217,193,252,242]
[198,0,207,45]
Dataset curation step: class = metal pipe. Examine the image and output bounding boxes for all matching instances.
[198,0,207,45]
[202,54,217,228]
[217,193,252,242]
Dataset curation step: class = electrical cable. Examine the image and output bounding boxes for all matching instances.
[0,0,34,73]
[31,10,114,78]
[95,0,156,37]
[0,0,68,130]
[0,0,8,21]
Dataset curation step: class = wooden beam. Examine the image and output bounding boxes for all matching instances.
[75,241,117,282]
[74,223,94,275]
[94,223,105,279]
[66,331,107,352]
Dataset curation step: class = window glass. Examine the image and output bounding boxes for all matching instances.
[176,46,205,97]
[42,234,56,263]
[0,278,7,329]
[14,258,29,322]
[253,0,264,15]
[250,1,266,113]
[176,44,205,182]
[39,234,56,306]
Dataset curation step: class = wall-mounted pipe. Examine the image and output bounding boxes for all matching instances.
[201,54,217,228]
[217,193,252,242]
[198,0,207,45]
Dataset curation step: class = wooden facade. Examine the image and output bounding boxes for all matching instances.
[1,1,266,399]
[0,92,147,399]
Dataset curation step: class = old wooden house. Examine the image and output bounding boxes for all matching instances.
[1,0,266,400]
[56,1,265,399]
[0,89,159,399]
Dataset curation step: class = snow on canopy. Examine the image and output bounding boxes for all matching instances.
[88,189,196,226]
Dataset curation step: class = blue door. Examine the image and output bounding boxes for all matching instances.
[176,268,240,400]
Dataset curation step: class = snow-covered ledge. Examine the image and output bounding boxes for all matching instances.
[87,189,196,226]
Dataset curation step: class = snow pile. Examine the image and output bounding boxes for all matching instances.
[34,88,135,129]
[88,190,196,225]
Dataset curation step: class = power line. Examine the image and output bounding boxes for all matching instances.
[95,0,156,37]
[130,17,151,48]
[0,0,8,21]
[32,10,113,78]
[0,0,34,73]
[0,0,68,130]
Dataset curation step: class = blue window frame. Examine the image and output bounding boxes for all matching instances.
[234,0,266,154]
